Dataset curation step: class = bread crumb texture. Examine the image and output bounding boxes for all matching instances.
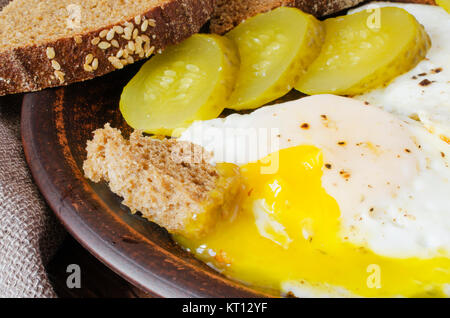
[0,0,162,49]
[83,124,241,239]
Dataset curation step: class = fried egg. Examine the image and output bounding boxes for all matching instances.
[350,2,450,144]
[179,94,450,297]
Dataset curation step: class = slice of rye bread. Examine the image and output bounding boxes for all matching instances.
[83,124,241,239]
[0,0,214,96]
[209,0,437,34]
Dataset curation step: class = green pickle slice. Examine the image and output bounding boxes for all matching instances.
[225,7,325,110]
[295,7,431,96]
[120,34,239,136]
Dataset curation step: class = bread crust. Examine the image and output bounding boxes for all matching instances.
[389,0,435,4]
[210,0,367,34]
[0,0,214,96]
[294,0,367,15]
[209,0,437,35]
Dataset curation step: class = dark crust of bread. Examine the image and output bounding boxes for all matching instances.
[0,0,214,96]
[388,0,436,4]
[210,0,292,35]
[294,0,368,15]
[209,0,438,35]
[210,0,367,34]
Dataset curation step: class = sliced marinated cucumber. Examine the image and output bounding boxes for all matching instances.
[436,0,450,14]
[120,34,239,136]
[295,7,431,96]
[225,7,324,110]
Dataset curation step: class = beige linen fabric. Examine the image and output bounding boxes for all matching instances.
[0,0,64,299]
[0,95,65,298]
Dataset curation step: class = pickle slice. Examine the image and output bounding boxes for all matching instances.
[295,7,431,96]
[436,0,450,14]
[120,34,239,136]
[225,7,324,110]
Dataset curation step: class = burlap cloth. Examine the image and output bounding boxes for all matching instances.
[0,0,65,298]
[0,95,66,298]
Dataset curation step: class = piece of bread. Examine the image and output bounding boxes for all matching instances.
[210,0,367,34]
[0,0,214,96]
[209,0,437,35]
[83,124,241,239]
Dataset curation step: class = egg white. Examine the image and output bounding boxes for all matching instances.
[181,95,450,260]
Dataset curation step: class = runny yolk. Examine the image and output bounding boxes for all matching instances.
[175,145,450,297]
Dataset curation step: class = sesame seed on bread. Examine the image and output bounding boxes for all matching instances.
[83,124,241,239]
[0,0,214,96]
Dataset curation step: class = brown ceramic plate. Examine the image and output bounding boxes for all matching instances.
[21,63,274,298]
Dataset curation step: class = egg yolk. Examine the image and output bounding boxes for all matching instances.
[175,145,450,297]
